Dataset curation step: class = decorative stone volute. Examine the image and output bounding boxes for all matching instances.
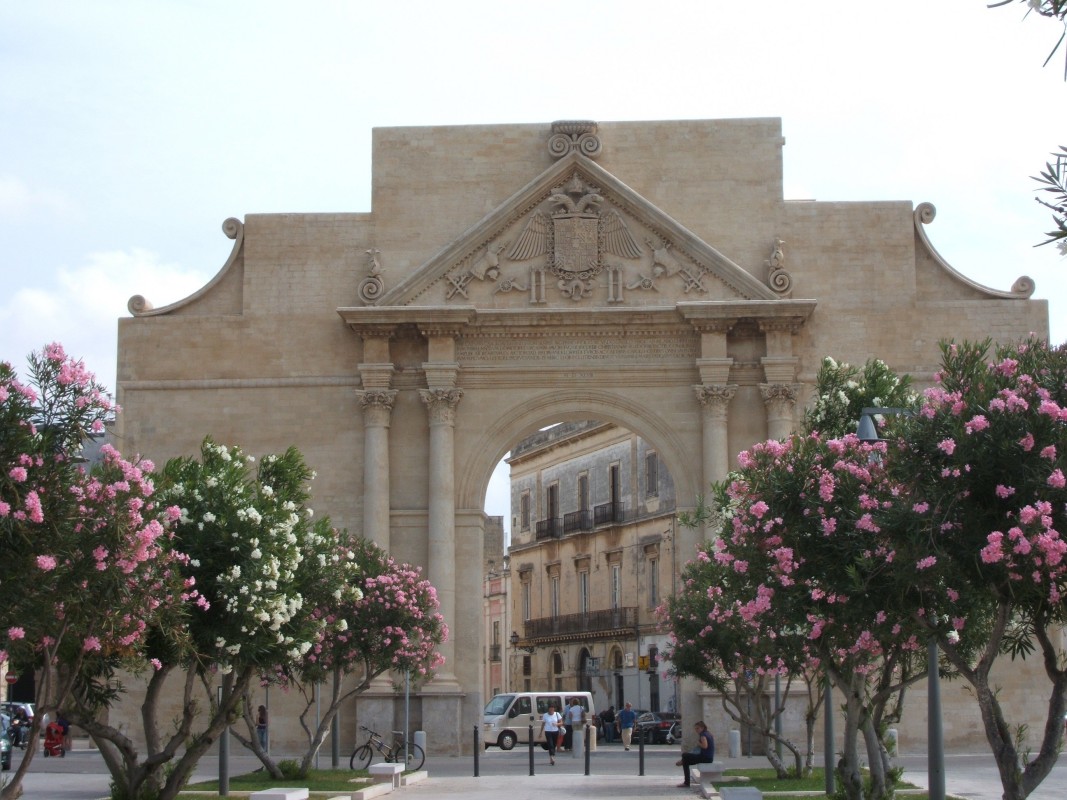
[548,121,602,160]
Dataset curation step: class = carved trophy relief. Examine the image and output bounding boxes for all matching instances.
[446,239,510,300]
[645,237,709,294]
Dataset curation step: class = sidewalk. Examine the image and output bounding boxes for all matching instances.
[8,743,1067,799]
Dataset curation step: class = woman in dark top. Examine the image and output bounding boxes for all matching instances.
[676,721,714,787]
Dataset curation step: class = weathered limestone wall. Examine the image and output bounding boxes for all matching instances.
[114,117,1050,757]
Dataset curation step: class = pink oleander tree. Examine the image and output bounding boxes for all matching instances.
[236,535,447,778]
[0,345,191,800]
[663,535,819,779]
[665,355,917,788]
[884,337,1067,800]
[711,434,934,800]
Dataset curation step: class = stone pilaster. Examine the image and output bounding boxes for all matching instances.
[355,389,396,550]
[419,387,464,690]
[694,384,737,489]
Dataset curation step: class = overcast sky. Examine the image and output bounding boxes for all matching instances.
[2,1,1065,528]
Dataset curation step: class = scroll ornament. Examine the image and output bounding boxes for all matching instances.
[765,238,792,297]
[358,248,385,304]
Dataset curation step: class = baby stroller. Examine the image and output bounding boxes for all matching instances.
[42,721,64,757]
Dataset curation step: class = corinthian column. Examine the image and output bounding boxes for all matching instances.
[419,387,463,689]
[694,384,737,489]
[355,389,396,550]
[760,383,799,441]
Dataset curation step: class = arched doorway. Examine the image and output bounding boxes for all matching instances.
[577,648,593,693]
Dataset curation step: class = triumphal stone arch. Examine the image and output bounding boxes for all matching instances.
[116,119,1047,754]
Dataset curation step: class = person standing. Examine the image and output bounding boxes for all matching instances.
[57,712,72,751]
[256,705,269,751]
[564,697,586,751]
[617,701,637,750]
[600,706,616,743]
[538,703,563,766]
[676,721,714,788]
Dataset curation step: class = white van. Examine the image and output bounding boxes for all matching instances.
[483,691,594,750]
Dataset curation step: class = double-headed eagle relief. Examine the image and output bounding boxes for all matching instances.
[506,173,642,299]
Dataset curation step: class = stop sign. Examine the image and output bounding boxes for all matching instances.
[5,674,17,685]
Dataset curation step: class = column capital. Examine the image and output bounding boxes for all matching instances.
[419,388,463,425]
[759,383,798,406]
[694,384,738,415]
[355,389,397,426]
[760,383,799,440]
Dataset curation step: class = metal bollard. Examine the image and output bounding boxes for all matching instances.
[584,723,591,776]
[529,725,535,776]
[473,724,479,777]
[638,726,645,776]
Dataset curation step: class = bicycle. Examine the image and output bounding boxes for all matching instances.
[349,725,425,771]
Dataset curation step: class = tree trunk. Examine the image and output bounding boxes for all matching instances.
[236,687,284,780]
[154,669,252,800]
[836,670,867,800]
[936,603,1067,800]
[860,714,888,800]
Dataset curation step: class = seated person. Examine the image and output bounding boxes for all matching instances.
[676,721,714,788]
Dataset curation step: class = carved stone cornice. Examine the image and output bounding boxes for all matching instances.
[758,318,805,335]
[355,389,397,426]
[688,319,737,335]
[359,325,397,340]
[419,325,465,340]
[419,388,464,425]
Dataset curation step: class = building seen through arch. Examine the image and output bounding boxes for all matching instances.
[506,421,676,715]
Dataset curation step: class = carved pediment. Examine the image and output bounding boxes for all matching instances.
[375,150,778,309]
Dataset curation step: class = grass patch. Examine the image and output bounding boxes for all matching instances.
[183,767,371,794]
[717,767,922,793]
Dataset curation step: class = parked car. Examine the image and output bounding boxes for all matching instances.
[635,711,681,744]
[0,713,11,770]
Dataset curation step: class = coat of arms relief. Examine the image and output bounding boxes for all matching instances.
[445,170,714,305]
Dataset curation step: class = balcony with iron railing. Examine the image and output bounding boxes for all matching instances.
[534,501,641,541]
[523,606,638,641]
[489,644,502,662]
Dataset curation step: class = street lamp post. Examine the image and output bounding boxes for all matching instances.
[510,631,535,654]
[510,631,535,692]
[857,407,944,800]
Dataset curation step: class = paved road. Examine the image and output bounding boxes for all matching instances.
[5,742,1067,799]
